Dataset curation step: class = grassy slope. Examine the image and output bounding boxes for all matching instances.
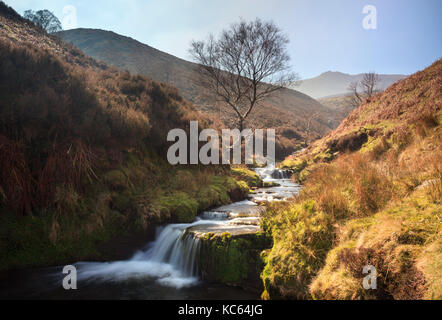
[0,3,250,271]
[263,59,441,299]
[318,94,356,127]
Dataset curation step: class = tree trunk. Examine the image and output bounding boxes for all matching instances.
[239,117,244,132]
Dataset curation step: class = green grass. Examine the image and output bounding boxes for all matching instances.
[261,109,441,299]
[261,200,334,299]
[231,166,263,188]
[0,149,252,271]
[280,158,307,172]
[310,191,441,300]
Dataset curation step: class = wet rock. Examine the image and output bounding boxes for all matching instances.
[197,232,272,292]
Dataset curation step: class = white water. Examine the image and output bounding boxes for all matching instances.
[71,165,299,289]
[254,163,292,180]
[74,219,225,289]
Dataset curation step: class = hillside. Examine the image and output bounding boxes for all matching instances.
[56,28,337,157]
[263,59,441,299]
[291,71,406,99]
[318,94,356,125]
[0,2,253,271]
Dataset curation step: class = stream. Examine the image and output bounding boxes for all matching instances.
[0,165,300,300]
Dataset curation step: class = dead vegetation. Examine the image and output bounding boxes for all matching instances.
[0,2,206,221]
[263,59,442,300]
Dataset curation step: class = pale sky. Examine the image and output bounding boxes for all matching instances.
[6,0,442,79]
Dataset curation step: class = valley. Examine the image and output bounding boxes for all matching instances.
[56,28,337,158]
[0,1,440,302]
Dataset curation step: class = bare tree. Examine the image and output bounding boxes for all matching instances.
[23,9,62,33]
[348,72,380,107]
[189,18,296,131]
[361,72,380,97]
[305,112,319,146]
[348,81,363,107]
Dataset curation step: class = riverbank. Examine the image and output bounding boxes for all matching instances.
[0,162,254,272]
[1,7,257,274]
[261,60,442,300]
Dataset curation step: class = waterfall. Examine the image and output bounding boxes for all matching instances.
[73,220,221,288]
[133,223,201,277]
[255,164,291,180]
[68,163,297,290]
[200,211,229,220]
[270,169,291,179]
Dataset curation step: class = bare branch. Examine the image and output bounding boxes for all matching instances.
[361,72,380,97]
[347,72,380,108]
[189,18,296,130]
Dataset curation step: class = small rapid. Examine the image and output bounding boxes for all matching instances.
[73,164,299,289]
[135,224,201,276]
[254,163,292,180]
[73,219,226,289]
[67,164,299,289]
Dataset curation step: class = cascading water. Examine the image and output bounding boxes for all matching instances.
[71,164,298,289]
[255,163,291,180]
[132,223,202,276]
[270,169,291,179]
[73,219,225,289]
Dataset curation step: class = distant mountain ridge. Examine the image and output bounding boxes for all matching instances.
[56,28,338,157]
[290,71,407,99]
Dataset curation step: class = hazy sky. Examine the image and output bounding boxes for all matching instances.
[6,0,442,79]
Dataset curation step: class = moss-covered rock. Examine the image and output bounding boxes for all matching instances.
[155,192,199,223]
[280,158,307,172]
[198,231,272,291]
[263,181,280,188]
[231,167,263,188]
